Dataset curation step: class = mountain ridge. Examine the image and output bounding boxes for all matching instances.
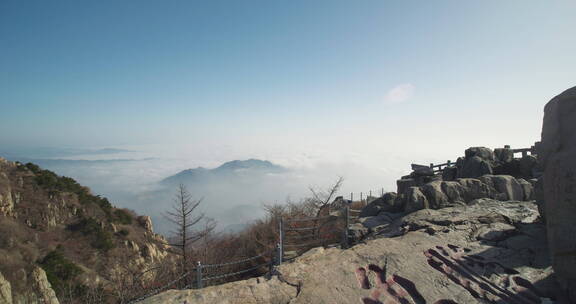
[161,158,286,185]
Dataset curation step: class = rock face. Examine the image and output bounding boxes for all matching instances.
[359,192,398,217]
[138,215,154,233]
[0,271,12,304]
[0,159,174,303]
[0,170,14,217]
[538,86,576,300]
[398,175,533,214]
[141,200,554,304]
[30,267,59,304]
[459,156,493,178]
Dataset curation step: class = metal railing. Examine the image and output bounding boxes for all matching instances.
[277,206,362,264]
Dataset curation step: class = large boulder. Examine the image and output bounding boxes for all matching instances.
[457,178,494,201]
[465,147,495,161]
[441,166,458,181]
[458,156,493,178]
[420,181,450,209]
[538,86,576,300]
[519,154,538,178]
[440,181,467,204]
[410,164,434,176]
[494,147,514,163]
[404,187,428,213]
[479,175,524,201]
[517,178,535,201]
[359,192,398,217]
[396,178,418,195]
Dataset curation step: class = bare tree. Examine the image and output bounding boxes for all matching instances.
[164,184,214,285]
[307,176,344,217]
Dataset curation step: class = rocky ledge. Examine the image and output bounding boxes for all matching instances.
[140,199,555,304]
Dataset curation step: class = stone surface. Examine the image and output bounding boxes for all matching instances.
[480,175,524,201]
[517,178,535,201]
[519,154,538,178]
[410,164,434,176]
[494,147,514,163]
[30,267,59,304]
[0,170,14,217]
[441,166,458,181]
[534,177,545,220]
[396,178,417,195]
[458,156,493,178]
[141,200,554,304]
[138,216,154,233]
[403,187,428,213]
[420,181,451,209]
[465,147,495,161]
[539,86,576,300]
[0,271,12,304]
[359,192,397,217]
[395,175,533,215]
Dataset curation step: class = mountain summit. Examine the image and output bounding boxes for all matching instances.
[161,159,286,185]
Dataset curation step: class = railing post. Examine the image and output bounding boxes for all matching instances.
[276,243,282,266]
[360,192,363,203]
[369,190,372,198]
[269,248,274,275]
[351,192,353,202]
[381,188,384,197]
[196,261,203,289]
[430,163,434,168]
[278,218,284,265]
[344,206,350,248]
[447,160,451,167]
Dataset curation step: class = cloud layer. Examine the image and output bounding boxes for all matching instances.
[385,83,415,104]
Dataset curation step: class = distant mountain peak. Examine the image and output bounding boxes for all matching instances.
[216,159,280,171]
[161,159,286,185]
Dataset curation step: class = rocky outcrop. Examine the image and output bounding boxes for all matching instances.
[539,86,576,300]
[396,175,534,214]
[0,172,14,217]
[0,271,12,304]
[459,155,493,178]
[30,267,59,304]
[403,187,428,213]
[137,216,154,233]
[0,159,174,304]
[141,199,554,303]
[359,192,398,217]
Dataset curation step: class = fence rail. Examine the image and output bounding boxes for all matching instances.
[421,145,536,175]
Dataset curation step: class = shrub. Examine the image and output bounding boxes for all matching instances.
[113,209,133,225]
[68,218,115,252]
[25,162,115,215]
[39,250,83,294]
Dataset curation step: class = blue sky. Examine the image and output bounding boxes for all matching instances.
[1,0,575,158]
